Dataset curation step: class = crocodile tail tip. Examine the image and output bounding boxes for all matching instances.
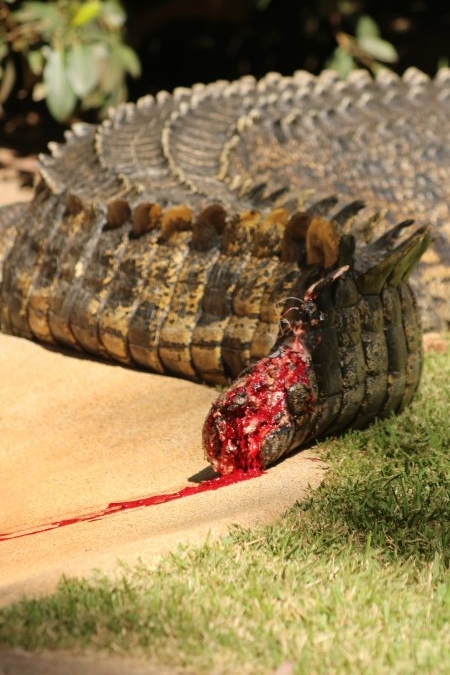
[354,222,432,295]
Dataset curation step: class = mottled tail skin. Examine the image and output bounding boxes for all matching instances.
[0,197,431,476]
[0,194,427,385]
[204,225,430,473]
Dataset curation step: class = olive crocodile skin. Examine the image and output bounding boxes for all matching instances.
[0,67,446,470]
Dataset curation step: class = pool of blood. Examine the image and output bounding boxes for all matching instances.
[0,468,263,542]
[204,335,312,474]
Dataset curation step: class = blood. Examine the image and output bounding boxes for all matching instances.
[0,468,263,542]
[203,265,349,474]
[204,333,313,474]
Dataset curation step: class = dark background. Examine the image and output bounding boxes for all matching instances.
[124,0,449,97]
[1,0,449,154]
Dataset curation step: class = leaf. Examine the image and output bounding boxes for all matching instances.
[358,36,398,64]
[0,39,8,62]
[0,58,16,103]
[91,40,139,96]
[79,88,104,109]
[97,48,123,94]
[43,47,77,121]
[91,41,119,94]
[356,15,380,39]
[326,46,355,79]
[101,1,126,29]
[28,48,44,75]
[66,42,97,96]
[13,1,62,33]
[115,43,141,78]
[71,0,102,27]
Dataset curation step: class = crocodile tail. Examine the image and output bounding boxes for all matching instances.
[0,203,28,328]
[354,222,432,294]
[0,203,26,249]
[203,220,431,474]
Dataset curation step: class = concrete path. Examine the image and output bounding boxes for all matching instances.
[0,334,327,606]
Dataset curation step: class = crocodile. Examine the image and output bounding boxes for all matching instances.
[0,67,448,473]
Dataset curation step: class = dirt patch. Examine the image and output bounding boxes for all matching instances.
[0,648,186,675]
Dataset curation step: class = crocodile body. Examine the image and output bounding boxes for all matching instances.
[0,67,448,471]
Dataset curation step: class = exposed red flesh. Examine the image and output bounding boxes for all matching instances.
[203,266,351,475]
[203,333,314,474]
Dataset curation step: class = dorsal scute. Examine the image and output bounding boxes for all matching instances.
[26,67,449,332]
[39,122,96,195]
[354,222,432,294]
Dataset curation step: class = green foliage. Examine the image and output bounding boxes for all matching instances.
[328,13,399,77]
[253,1,400,78]
[0,0,141,121]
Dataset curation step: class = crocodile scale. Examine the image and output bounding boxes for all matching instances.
[0,68,448,472]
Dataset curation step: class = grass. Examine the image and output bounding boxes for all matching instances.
[0,348,449,674]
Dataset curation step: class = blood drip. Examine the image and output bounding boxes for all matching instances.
[0,468,263,542]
